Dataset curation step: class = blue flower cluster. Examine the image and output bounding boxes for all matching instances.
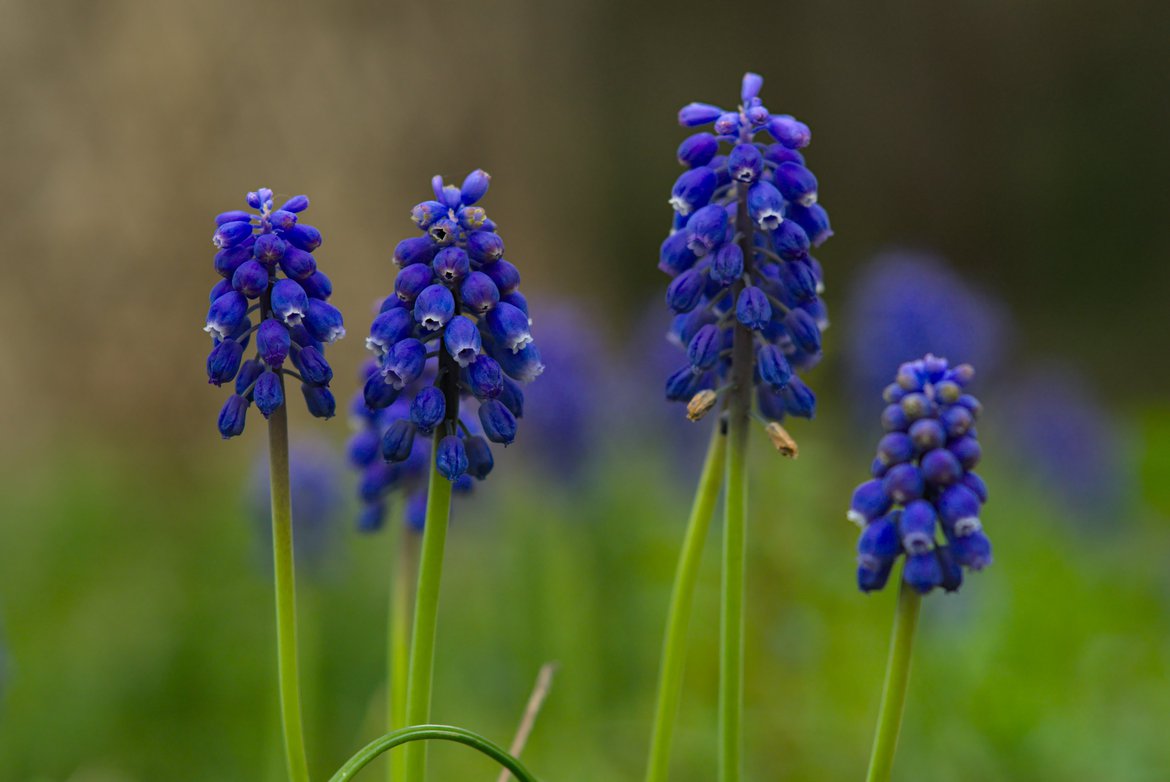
[660,73,832,423]
[206,188,344,438]
[347,362,480,533]
[359,170,541,490]
[848,355,993,594]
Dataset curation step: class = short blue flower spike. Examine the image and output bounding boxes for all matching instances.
[206,189,344,437]
[355,169,542,513]
[848,355,993,594]
[659,73,833,427]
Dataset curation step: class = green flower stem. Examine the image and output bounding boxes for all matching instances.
[644,420,728,782]
[717,184,756,782]
[864,578,922,782]
[388,503,418,782]
[402,434,454,782]
[328,725,539,782]
[268,401,312,782]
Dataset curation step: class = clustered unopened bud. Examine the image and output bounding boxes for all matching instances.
[661,73,832,426]
[848,355,993,594]
[206,188,344,438]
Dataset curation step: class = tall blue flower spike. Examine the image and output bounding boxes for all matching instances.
[359,170,541,491]
[661,73,832,430]
[206,188,344,438]
[848,354,993,594]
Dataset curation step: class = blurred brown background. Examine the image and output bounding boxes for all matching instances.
[2,0,1167,467]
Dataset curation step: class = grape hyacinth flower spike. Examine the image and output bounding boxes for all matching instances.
[362,170,541,782]
[647,73,835,782]
[852,354,992,782]
[205,188,344,782]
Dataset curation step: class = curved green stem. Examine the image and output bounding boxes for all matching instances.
[328,725,539,782]
[644,420,728,782]
[864,577,922,782]
[402,435,454,782]
[388,503,417,782]
[268,402,312,782]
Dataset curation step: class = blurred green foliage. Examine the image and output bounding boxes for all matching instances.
[1,421,1167,781]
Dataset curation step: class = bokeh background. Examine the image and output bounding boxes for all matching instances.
[2,0,1169,780]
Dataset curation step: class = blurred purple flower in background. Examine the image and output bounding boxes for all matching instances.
[998,365,1131,520]
[843,251,1009,413]
[249,440,343,573]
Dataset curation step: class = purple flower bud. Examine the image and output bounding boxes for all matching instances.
[216,210,252,226]
[881,403,909,432]
[848,480,893,526]
[496,342,544,382]
[478,399,518,444]
[362,372,400,409]
[231,260,269,298]
[747,181,784,230]
[678,102,724,127]
[236,359,263,396]
[413,284,455,332]
[936,546,964,591]
[784,308,820,354]
[498,376,525,417]
[952,529,992,570]
[411,201,448,230]
[280,195,310,213]
[710,243,744,285]
[666,268,706,314]
[205,291,248,341]
[666,365,705,402]
[908,418,946,452]
[687,324,722,370]
[254,370,285,418]
[786,203,833,247]
[215,241,255,279]
[903,551,942,594]
[301,383,335,418]
[728,143,763,184]
[285,223,322,252]
[460,271,500,314]
[436,435,468,480]
[780,376,816,418]
[764,143,805,167]
[410,387,446,435]
[767,114,811,149]
[206,339,244,386]
[483,259,521,296]
[921,448,962,485]
[433,246,470,284]
[736,286,771,330]
[427,217,459,247]
[301,271,332,300]
[267,210,297,232]
[659,231,698,277]
[279,247,317,281]
[899,499,937,554]
[271,279,308,326]
[858,558,894,592]
[669,167,717,216]
[457,206,487,231]
[877,432,915,465]
[467,231,505,264]
[296,345,333,385]
[774,162,818,207]
[396,263,435,303]
[882,463,924,504]
[217,394,249,438]
[936,484,981,532]
[686,204,729,256]
[304,299,345,344]
[210,278,233,302]
[502,290,528,316]
[382,339,426,389]
[757,344,792,389]
[948,435,982,470]
[366,308,414,357]
[213,221,253,249]
[464,436,494,480]
[677,133,719,168]
[713,112,740,136]
[962,472,988,503]
[467,355,504,399]
[257,318,291,367]
[771,220,810,261]
[460,169,491,205]
[484,302,532,354]
[382,419,417,462]
[741,72,764,102]
[254,233,287,264]
[395,236,437,267]
[443,315,482,367]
